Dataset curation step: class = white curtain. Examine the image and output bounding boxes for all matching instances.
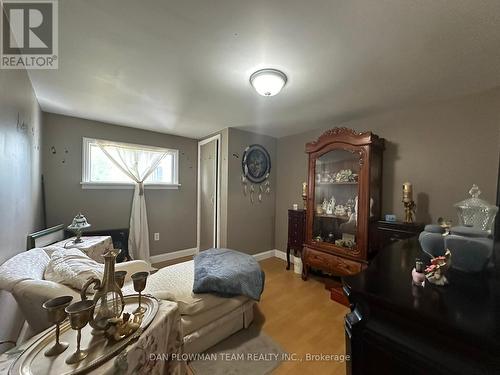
[97,141,167,262]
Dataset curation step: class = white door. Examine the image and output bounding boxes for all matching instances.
[197,136,220,251]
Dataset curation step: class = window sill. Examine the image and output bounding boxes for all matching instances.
[80,182,181,190]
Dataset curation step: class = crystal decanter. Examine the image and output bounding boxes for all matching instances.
[80,249,125,331]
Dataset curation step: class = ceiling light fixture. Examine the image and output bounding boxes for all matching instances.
[250,69,287,97]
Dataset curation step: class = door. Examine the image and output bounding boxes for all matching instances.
[198,136,220,251]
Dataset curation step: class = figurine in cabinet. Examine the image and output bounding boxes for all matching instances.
[302,128,384,280]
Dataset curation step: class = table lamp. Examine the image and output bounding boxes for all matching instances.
[67,213,91,243]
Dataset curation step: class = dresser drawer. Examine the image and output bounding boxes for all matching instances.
[303,247,362,276]
[287,209,306,247]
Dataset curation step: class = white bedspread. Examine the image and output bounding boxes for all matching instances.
[123,260,248,316]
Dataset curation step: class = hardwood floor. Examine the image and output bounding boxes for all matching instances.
[152,255,193,269]
[256,257,348,375]
[163,255,348,374]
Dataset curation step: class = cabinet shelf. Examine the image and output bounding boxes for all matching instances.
[315,213,350,220]
[316,181,358,186]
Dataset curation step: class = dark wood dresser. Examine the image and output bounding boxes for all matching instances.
[370,220,425,254]
[343,238,500,375]
[286,209,306,270]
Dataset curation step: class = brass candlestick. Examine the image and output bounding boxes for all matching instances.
[302,182,307,210]
[42,296,73,356]
[403,200,416,223]
[402,182,415,223]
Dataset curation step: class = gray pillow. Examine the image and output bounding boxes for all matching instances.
[193,248,265,301]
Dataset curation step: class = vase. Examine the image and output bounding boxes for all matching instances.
[445,226,493,273]
[418,224,446,257]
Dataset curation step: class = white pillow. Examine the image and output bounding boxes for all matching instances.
[42,245,66,257]
[44,248,104,291]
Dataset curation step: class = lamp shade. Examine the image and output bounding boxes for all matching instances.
[250,69,287,97]
[67,213,91,244]
[67,213,91,231]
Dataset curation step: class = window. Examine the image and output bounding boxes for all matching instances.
[82,138,179,189]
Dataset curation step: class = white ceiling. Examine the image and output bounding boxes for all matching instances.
[29,0,500,139]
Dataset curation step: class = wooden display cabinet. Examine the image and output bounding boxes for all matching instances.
[302,128,384,279]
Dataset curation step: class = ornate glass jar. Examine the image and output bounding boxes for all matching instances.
[453,184,498,233]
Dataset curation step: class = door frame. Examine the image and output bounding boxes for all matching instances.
[197,134,221,252]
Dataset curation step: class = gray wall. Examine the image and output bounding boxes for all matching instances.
[225,128,277,254]
[275,88,500,252]
[42,113,198,256]
[0,69,44,351]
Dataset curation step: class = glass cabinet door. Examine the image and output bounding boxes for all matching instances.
[313,149,360,250]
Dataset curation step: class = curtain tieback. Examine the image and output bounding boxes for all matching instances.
[138,181,145,196]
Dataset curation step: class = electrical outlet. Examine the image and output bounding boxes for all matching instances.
[154,233,160,241]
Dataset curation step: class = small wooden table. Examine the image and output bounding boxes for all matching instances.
[51,236,114,263]
[286,209,306,270]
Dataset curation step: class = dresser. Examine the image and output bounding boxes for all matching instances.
[343,238,500,375]
[370,220,425,254]
[286,209,306,270]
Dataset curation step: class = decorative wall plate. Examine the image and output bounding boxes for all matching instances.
[241,144,271,184]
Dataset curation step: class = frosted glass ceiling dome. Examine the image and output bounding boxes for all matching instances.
[250,69,287,97]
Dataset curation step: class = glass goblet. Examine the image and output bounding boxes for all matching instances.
[114,271,127,289]
[65,300,95,365]
[131,272,149,314]
[42,295,73,356]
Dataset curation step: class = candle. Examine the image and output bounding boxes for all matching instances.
[302,182,307,196]
[402,182,413,202]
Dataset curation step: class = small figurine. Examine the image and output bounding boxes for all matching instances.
[411,259,426,286]
[425,250,451,286]
[334,204,346,216]
[106,312,143,341]
[321,198,328,213]
[329,196,336,211]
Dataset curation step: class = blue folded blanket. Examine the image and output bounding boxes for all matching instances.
[193,248,265,301]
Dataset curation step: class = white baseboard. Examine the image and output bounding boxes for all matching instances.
[252,250,275,261]
[150,248,198,264]
[273,249,296,263]
[151,248,294,265]
[255,249,298,264]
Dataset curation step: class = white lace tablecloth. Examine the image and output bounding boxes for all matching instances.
[0,300,186,375]
[51,236,114,263]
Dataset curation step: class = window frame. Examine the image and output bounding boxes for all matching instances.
[81,137,180,190]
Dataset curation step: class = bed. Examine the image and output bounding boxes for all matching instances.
[122,259,255,353]
[4,225,255,353]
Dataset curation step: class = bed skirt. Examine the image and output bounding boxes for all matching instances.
[183,300,255,354]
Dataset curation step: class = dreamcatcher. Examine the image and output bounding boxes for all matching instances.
[241,144,271,203]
